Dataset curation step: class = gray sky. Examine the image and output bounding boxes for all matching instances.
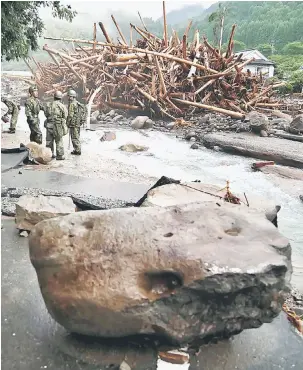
[60,1,216,20]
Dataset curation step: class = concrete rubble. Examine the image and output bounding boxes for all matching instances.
[29,202,291,345]
[15,194,76,231]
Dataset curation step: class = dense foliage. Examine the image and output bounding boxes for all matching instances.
[187,1,303,51]
[1,1,76,61]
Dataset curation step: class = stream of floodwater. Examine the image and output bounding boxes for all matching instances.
[83,126,303,291]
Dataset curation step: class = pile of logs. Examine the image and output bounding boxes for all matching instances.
[25,2,284,120]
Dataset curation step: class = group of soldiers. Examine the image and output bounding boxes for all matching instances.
[1,87,87,160]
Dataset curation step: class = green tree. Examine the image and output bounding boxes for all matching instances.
[233,40,246,52]
[282,41,303,55]
[257,43,275,57]
[1,1,76,61]
[289,70,303,93]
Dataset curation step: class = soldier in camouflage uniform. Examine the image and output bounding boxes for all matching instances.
[1,96,20,133]
[44,91,68,160]
[66,89,86,155]
[25,86,43,144]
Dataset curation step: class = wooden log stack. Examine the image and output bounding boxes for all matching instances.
[25,2,284,120]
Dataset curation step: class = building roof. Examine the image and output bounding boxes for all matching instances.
[247,59,275,66]
[235,49,274,66]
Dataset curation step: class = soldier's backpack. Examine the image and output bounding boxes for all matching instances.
[77,102,88,126]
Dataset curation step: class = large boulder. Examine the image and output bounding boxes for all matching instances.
[248,111,269,134]
[25,142,52,164]
[29,203,291,345]
[119,144,148,152]
[141,182,281,225]
[131,116,154,129]
[288,114,303,135]
[100,131,116,142]
[16,195,76,231]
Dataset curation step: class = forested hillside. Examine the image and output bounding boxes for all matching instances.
[181,1,303,51]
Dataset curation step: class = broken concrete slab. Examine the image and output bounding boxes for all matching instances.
[29,202,291,345]
[140,182,281,225]
[203,133,303,168]
[15,195,76,231]
[2,186,132,217]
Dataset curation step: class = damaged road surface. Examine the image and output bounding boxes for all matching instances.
[2,218,303,370]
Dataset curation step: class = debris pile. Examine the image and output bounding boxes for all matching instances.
[26,4,284,120]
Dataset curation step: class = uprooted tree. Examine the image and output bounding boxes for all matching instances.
[1,1,76,61]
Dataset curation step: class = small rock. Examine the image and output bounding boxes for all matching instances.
[119,361,131,370]
[19,230,29,238]
[100,131,116,142]
[18,171,22,175]
[190,137,196,142]
[167,122,175,130]
[185,131,196,141]
[112,115,124,123]
[248,111,269,134]
[26,142,52,165]
[119,144,148,152]
[106,110,116,118]
[260,130,268,137]
[131,116,149,129]
[90,111,100,124]
[198,115,210,124]
[289,114,303,135]
[91,110,100,120]
[144,118,154,129]
[190,143,199,149]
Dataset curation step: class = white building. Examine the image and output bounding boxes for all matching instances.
[236,49,275,78]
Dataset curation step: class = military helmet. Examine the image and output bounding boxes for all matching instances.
[68,89,77,98]
[54,91,63,99]
[29,86,38,94]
